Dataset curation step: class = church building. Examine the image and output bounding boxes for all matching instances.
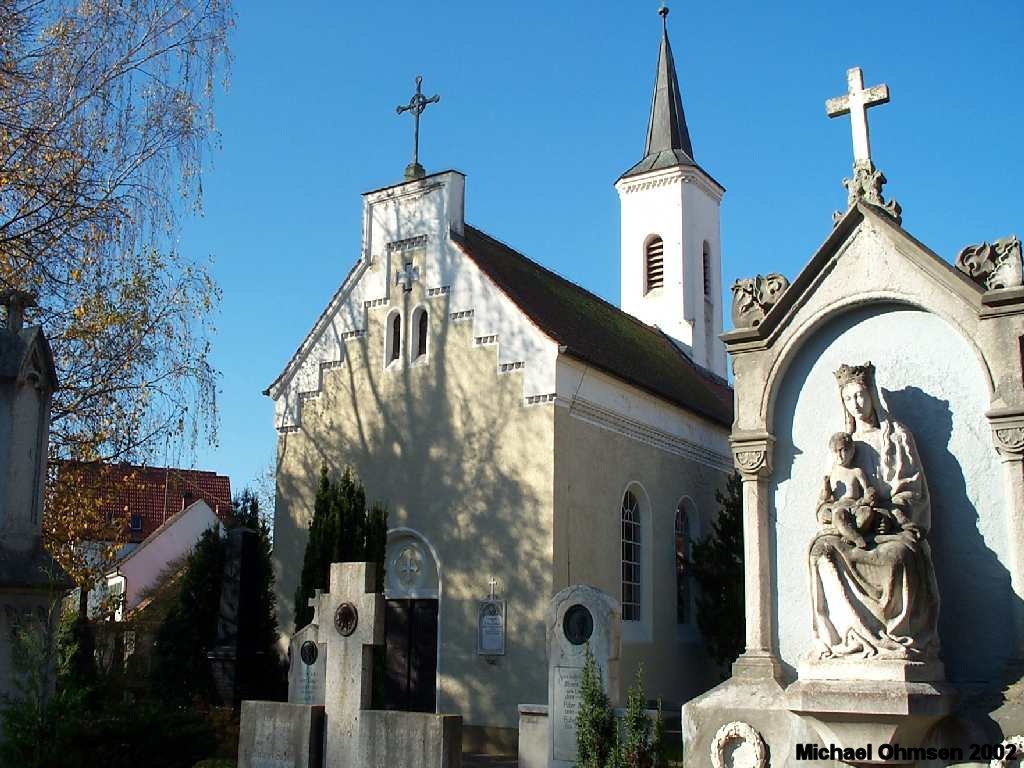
[267,11,734,749]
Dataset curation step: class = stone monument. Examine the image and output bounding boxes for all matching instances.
[287,590,326,706]
[0,290,71,714]
[517,584,622,768]
[238,562,462,768]
[682,65,1024,767]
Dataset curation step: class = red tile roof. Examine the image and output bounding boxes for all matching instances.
[59,461,233,543]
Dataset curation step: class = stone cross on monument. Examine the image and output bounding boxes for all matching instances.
[321,562,384,768]
[307,588,323,625]
[396,75,440,181]
[825,66,889,165]
[825,66,901,222]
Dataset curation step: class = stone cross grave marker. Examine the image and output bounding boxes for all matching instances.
[547,585,621,768]
[321,562,384,768]
[825,66,890,165]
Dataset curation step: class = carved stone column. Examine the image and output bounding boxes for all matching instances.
[730,431,782,681]
[990,409,1024,666]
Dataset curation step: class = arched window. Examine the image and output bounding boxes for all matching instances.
[411,307,428,360]
[702,241,712,297]
[621,490,642,621]
[386,311,402,365]
[675,499,697,624]
[644,236,664,293]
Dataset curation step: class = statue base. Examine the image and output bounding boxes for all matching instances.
[798,657,945,683]
[787,678,957,766]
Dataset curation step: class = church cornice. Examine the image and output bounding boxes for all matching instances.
[615,164,724,201]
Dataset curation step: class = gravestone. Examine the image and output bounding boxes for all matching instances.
[209,526,262,708]
[287,591,326,706]
[547,585,621,768]
[240,562,462,768]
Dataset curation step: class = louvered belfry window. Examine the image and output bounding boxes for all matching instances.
[645,236,664,293]
[702,241,712,296]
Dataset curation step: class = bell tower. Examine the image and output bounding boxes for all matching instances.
[615,7,727,378]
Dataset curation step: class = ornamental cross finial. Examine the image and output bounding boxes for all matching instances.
[488,576,498,600]
[0,289,37,334]
[396,75,441,181]
[825,67,889,165]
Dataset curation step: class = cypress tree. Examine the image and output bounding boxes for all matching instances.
[293,465,388,632]
[575,646,616,768]
[690,471,745,670]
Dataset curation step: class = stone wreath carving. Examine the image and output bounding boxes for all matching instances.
[710,721,768,768]
[990,734,1024,768]
[731,273,790,328]
[956,235,1023,291]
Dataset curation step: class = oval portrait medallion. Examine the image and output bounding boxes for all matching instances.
[300,640,318,666]
[334,602,359,637]
[563,603,594,646]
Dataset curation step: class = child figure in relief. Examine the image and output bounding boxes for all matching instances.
[817,432,879,549]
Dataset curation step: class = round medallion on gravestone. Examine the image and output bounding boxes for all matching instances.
[563,603,593,646]
[334,602,359,637]
[300,640,318,666]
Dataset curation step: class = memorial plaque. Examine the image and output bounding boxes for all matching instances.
[552,666,585,761]
[562,604,593,646]
[477,599,506,655]
[287,625,326,706]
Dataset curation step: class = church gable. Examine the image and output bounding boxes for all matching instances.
[265,171,560,431]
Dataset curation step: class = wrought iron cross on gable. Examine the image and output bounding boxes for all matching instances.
[396,75,440,181]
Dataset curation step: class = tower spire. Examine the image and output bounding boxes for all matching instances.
[621,6,694,179]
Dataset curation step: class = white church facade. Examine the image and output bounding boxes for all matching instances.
[267,14,734,748]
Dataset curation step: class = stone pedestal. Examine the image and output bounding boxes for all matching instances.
[786,678,956,766]
[238,701,324,768]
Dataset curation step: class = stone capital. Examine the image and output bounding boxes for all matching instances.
[989,409,1024,462]
[730,432,775,478]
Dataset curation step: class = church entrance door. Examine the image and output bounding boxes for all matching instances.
[381,598,438,711]
[382,530,441,713]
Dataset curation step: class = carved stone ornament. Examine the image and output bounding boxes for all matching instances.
[334,602,359,637]
[731,274,790,328]
[834,159,902,224]
[956,235,1023,291]
[994,426,1024,460]
[990,735,1024,768]
[709,721,768,768]
[734,450,768,475]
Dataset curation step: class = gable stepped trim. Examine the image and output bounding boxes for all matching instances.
[499,361,525,374]
[450,310,474,322]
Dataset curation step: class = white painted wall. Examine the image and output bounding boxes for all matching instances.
[770,305,1009,683]
[114,499,221,612]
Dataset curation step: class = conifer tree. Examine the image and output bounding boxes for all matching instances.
[293,465,388,632]
[690,471,745,669]
[575,646,616,768]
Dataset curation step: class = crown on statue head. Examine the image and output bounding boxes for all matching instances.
[834,362,875,387]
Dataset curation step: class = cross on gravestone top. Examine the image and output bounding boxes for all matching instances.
[396,75,441,181]
[825,67,890,165]
[307,588,323,626]
[395,261,420,293]
[488,576,498,599]
[320,562,384,768]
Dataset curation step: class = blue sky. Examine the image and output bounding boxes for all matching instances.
[179,1,1023,499]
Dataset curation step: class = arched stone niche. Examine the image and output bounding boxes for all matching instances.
[769,303,1010,682]
[384,528,440,600]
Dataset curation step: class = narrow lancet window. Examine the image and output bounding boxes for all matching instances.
[389,313,401,363]
[416,309,428,358]
[702,241,712,297]
[621,490,641,621]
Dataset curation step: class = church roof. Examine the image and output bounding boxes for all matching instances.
[453,225,733,427]
[619,10,698,180]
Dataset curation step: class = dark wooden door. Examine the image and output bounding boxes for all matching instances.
[382,599,438,712]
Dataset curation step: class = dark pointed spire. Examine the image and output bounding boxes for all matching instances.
[620,6,697,179]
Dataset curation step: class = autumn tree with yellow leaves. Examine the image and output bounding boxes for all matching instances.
[0,0,233,601]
